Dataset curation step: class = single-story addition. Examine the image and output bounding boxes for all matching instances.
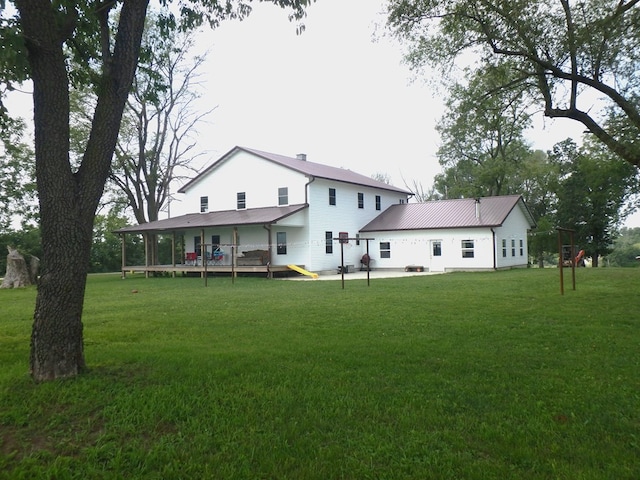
[359,195,537,272]
[114,145,536,277]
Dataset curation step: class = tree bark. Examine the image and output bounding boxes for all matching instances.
[16,0,149,382]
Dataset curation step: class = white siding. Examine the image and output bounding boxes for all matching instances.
[494,208,531,269]
[173,150,309,217]
[305,179,407,272]
[365,228,496,271]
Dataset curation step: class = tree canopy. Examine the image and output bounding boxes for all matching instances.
[386,0,640,168]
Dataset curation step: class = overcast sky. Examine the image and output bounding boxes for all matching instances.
[6,0,638,226]
[192,0,588,184]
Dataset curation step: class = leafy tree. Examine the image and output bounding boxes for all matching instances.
[0,116,37,228]
[1,0,313,382]
[91,210,144,273]
[608,227,640,267]
[433,65,533,198]
[552,138,640,266]
[386,0,640,168]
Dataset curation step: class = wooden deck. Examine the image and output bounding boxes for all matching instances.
[121,263,295,278]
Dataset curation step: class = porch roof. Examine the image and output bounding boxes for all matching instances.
[115,204,308,234]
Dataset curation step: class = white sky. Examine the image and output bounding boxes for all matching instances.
[193,0,587,184]
[5,0,639,227]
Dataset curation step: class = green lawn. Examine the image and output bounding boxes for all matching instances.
[1,269,639,479]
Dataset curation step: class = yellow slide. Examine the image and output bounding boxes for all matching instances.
[287,264,319,279]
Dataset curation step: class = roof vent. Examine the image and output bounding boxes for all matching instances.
[296,153,307,161]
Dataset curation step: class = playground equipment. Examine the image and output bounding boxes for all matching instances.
[287,264,318,279]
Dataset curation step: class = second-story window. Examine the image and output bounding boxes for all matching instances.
[329,188,336,206]
[358,192,364,209]
[375,195,381,211]
[278,187,288,206]
[200,196,208,213]
[237,192,246,209]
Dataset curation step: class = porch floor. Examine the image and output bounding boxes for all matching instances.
[121,264,295,277]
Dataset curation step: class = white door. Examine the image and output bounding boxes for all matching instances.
[429,240,444,272]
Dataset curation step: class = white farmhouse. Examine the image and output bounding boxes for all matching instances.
[116,146,536,277]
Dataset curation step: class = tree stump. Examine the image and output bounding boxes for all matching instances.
[1,247,32,288]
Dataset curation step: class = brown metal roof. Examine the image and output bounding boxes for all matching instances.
[178,146,411,195]
[115,204,308,234]
[360,195,536,232]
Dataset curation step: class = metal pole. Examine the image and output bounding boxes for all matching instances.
[366,240,371,287]
[340,242,345,290]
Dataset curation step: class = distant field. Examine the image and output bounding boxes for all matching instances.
[1,269,638,479]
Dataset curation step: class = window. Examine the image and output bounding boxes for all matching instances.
[355,233,360,246]
[237,192,246,209]
[325,231,333,254]
[278,187,288,206]
[502,239,507,258]
[375,195,381,211]
[200,196,208,213]
[339,232,349,244]
[380,242,391,258]
[329,188,336,206]
[461,240,474,258]
[211,235,220,250]
[511,239,516,257]
[194,236,202,256]
[432,241,442,257]
[276,232,287,255]
[520,239,524,256]
[358,192,364,209]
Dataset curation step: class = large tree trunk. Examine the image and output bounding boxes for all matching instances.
[16,0,149,382]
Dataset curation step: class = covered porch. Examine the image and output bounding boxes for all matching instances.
[115,204,308,279]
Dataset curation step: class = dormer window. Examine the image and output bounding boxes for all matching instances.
[237,192,246,209]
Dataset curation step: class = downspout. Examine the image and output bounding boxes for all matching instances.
[491,228,497,270]
[304,175,316,204]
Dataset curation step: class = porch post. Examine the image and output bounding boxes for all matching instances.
[120,233,126,279]
[144,232,149,279]
[171,231,176,278]
[200,228,205,278]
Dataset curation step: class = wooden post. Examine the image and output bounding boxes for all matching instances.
[171,231,176,278]
[200,228,205,278]
[557,227,577,295]
[120,234,126,279]
[232,227,238,284]
[144,232,149,279]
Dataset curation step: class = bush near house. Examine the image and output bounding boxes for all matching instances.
[1,269,638,479]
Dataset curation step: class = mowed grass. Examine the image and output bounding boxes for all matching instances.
[0,269,638,479]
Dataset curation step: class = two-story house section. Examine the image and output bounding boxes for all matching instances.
[117,146,411,276]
